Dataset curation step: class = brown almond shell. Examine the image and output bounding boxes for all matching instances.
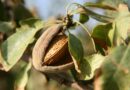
[43,34,68,65]
[32,24,73,73]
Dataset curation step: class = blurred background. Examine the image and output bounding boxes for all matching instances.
[25,0,93,19]
[24,0,99,30]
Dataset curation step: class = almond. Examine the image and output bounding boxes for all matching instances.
[43,33,68,65]
[32,24,73,73]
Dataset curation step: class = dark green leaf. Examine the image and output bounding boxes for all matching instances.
[92,23,112,46]
[68,25,96,56]
[0,1,8,21]
[68,33,84,61]
[14,4,33,22]
[79,14,89,23]
[95,44,106,55]
[68,26,96,75]
[0,18,44,71]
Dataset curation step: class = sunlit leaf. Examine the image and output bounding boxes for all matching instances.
[79,58,91,79]
[80,54,104,80]
[0,18,44,71]
[115,4,130,40]
[107,4,130,46]
[14,61,31,90]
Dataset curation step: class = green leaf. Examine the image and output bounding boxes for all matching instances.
[14,61,31,90]
[81,54,104,80]
[70,3,113,23]
[70,58,91,80]
[108,22,121,46]
[26,69,47,90]
[79,58,91,79]
[84,2,116,10]
[0,22,14,33]
[10,60,31,90]
[68,33,84,73]
[92,23,112,46]
[0,18,44,71]
[71,54,104,80]
[74,3,113,23]
[115,4,130,40]
[68,33,84,61]
[102,45,130,90]
[68,24,96,56]
[107,4,130,46]
[79,14,89,23]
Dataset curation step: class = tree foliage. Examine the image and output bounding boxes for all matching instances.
[0,0,130,90]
